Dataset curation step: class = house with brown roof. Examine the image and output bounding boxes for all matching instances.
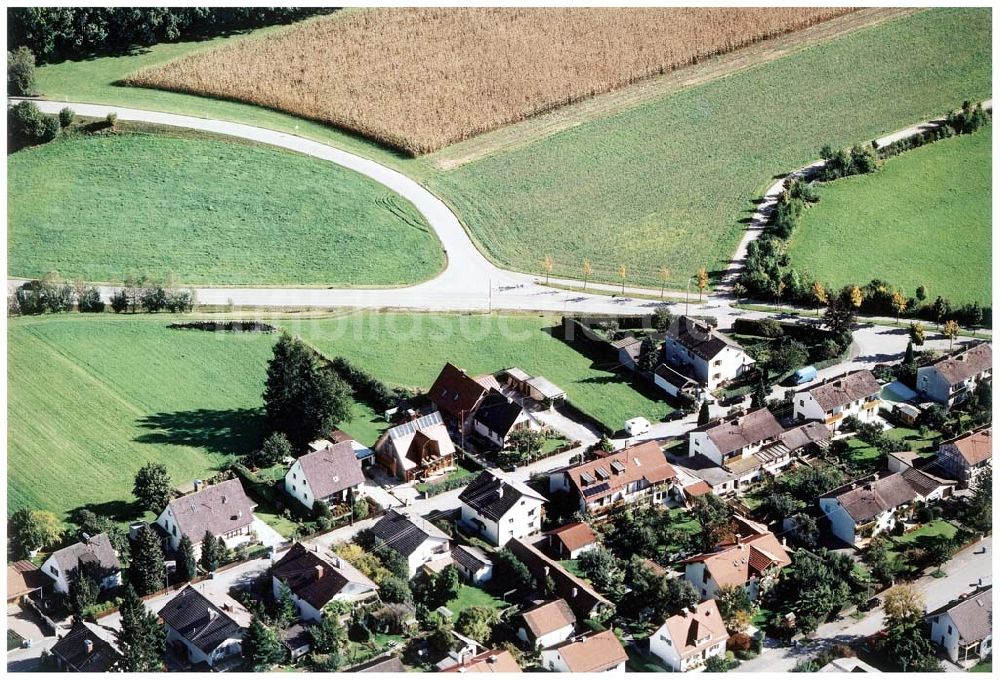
[649,600,728,672]
[508,536,614,621]
[439,649,522,673]
[284,440,366,512]
[374,410,457,481]
[680,517,791,600]
[927,586,993,665]
[545,522,598,559]
[539,629,628,673]
[272,543,378,622]
[663,316,754,390]
[793,369,881,431]
[688,408,788,488]
[7,560,45,603]
[459,469,547,546]
[937,427,992,488]
[40,533,122,595]
[550,441,677,517]
[917,343,992,406]
[472,389,541,450]
[155,478,255,558]
[429,362,494,433]
[819,468,954,547]
[517,599,577,649]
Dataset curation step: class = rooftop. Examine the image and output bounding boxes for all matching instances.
[658,600,728,660]
[545,629,628,673]
[370,508,450,557]
[565,441,676,503]
[520,598,577,639]
[667,316,745,361]
[165,478,255,542]
[294,440,366,500]
[459,468,546,522]
[801,369,880,412]
[695,408,784,456]
[924,343,992,386]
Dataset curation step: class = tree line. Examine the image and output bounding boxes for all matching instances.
[8,273,195,316]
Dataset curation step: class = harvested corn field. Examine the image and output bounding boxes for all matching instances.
[123,7,851,155]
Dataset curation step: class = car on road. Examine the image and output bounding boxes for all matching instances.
[859,597,882,612]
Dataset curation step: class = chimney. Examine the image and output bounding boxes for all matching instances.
[872,472,879,481]
[83,639,94,655]
[315,565,325,581]
[688,604,698,614]
[208,609,218,621]
[193,479,202,492]
[543,565,550,577]
[221,495,228,504]
[497,484,504,499]
[572,586,578,598]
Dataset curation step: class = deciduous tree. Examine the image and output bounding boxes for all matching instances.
[8,46,38,96]
[890,290,908,322]
[541,254,554,284]
[942,319,960,350]
[582,259,592,290]
[10,508,62,558]
[133,462,173,513]
[696,267,709,301]
[908,322,925,346]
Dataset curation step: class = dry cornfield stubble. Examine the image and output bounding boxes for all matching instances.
[123,7,851,155]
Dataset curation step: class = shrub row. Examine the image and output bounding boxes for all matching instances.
[877,101,990,159]
[167,321,278,333]
[420,474,475,498]
[328,356,403,412]
[9,278,104,315]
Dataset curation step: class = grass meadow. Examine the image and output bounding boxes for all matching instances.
[8,129,444,286]
[787,128,991,305]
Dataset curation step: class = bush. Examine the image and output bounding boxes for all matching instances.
[8,100,58,146]
[77,286,105,312]
[105,112,117,128]
[58,106,75,128]
[8,46,38,96]
[419,472,474,497]
[110,289,128,313]
[728,633,752,652]
[328,356,399,411]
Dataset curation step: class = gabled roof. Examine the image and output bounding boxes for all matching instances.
[654,362,699,388]
[272,543,377,610]
[657,600,728,660]
[459,469,546,522]
[925,343,992,385]
[943,428,993,467]
[801,369,880,412]
[50,620,123,672]
[680,525,791,588]
[8,560,46,599]
[294,440,365,500]
[927,587,993,644]
[350,655,408,673]
[565,441,676,503]
[165,478,255,542]
[610,335,640,350]
[370,508,450,557]
[823,469,954,523]
[472,389,527,437]
[46,533,121,578]
[382,411,456,468]
[778,421,832,451]
[157,585,250,654]
[508,537,611,619]
[521,599,576,639]
[667,316,745,360]
[451,544,492,573]
[694,408,784,456]
[545,630,628,672]
[545,522,598,553]
[440,649,521,673]
[430,362,489,419]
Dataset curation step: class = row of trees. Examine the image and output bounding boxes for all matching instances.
[9,272,196,316]
[9,7,334,63]
[110,275,196,313]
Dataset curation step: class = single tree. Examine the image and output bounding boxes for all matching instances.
[275,580,298,628]
[963,467,991,533]
[456,606,498,643]
[177,535,197,582]
[68,573,100,618]
[652,304,672,332]
[790,513,820,547]
[116,585,165,671]
[309,614,347,654]
[578,546,627,601]
[492,550,534,594]
[133,462,173,513]
[618,264,628,294]
[7,46,39,96]
[890,290,908,322]
[657,266,671,298]
[823,295,856,335]
[811,280,828,316]
[883,585,939,672]
[732,282,747,303]
[242,615,286,671]
[715,584,754,630]
[9,508,62,558]
[695,267,709,301]
[637,337,660,373]
[903,341,915,366]
[908,322,926,346]
[200,531,226,572]
[582,258,593,290]
[932,296,951,329]
[57,106,76,129]
[697,400,711,426]
[541,254,554,285]
[915,285,927,303]
[848,285,863,309]
[130,525,165,595]
[750,378,768,409]
[942,319,960,350]
[249,431,293,469]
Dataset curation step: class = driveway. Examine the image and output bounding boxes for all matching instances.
[251,516,287,550]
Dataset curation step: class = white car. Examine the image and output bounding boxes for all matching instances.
[624,417,651,437]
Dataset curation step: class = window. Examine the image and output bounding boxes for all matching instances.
[292,484,296,491]
[948,625,953,635]
[51,566,59,577]
[702,569,709,584]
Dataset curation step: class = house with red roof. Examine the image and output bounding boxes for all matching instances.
[937,427,991,488]
[649,600,728,672]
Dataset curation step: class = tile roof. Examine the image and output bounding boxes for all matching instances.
[681,527,791,588]
[683,481,713,498]
[166,478,255,542]
[50,620,123,672]
[946,428,993,467]
[801,369,880,412]
[546,630,628,672]
[7,560,46,600]
[472,389,527,438]
[370,508,450,557]
[440,649,522,673]
[157,585,250,654]
[451,544,492,573]
[778,421,832,451]
[272,543,377,610]
[927,343,992,386]
[295,440,365,501]
[48,533,121,579]
[654,362,699,388]
[824,469,954,523]
[350,655,408,673]
[659,600,728,660]
[430,362,489,420]
[610,335,639,349]
[521,598,577,639]
[508,537,611,619]
[565,441,676,504]
[667,316,744,360]
[927,587,993,644]
[545,522,598,553]
[459,469,546,522]
[695,408,784,456]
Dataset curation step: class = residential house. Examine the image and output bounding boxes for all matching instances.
[502,367,566,406]
[545,522,598,559]
[688,408,787,489]
[369,508,451,577]
[272,542,379,622]
[937,428,992,488]
[550,441,677,516]
[459,469,547,546]
[7,560,45,603]
[41,533,122,595]
[819,468,955,547]
[429,362,496,432]
[154,478,255,556]
[472,389,541,449]
[508,536,614,621]
[518,599,577,649]
[663,316,754,390]
[284,440,366,512]
[374,411,457,481]
[612,335,644,371]
[680,517,791,600]
[793,369,881,431]
[450,544,493,586]
[927,587,993,665]
[917,343,992,406]
[439,649,522,673]
[50,620,124,672]
[649,600,728,672]
[158,584,252,670]
[818,657,882,672]
[539,630,628,673]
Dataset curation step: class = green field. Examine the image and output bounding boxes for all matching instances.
[8,130,443,286]
[280,311,673,432]
[789,128,991,304]
[426,8,990,287]
[445,584,508,617]
[7,315,384,519]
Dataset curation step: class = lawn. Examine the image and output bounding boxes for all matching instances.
[8,129,444,286]
[425,7,990,287]
[971,660,992,672]
[887,519,960,564]
[788,127,991,304]
[445,584,507,617]
[281,311,674,431]
[416,459,478,494]
[7,315,387,520]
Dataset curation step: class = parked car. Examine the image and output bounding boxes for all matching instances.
[792,366,817,385]
[859,597,882,612]
[625,417,651,437]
